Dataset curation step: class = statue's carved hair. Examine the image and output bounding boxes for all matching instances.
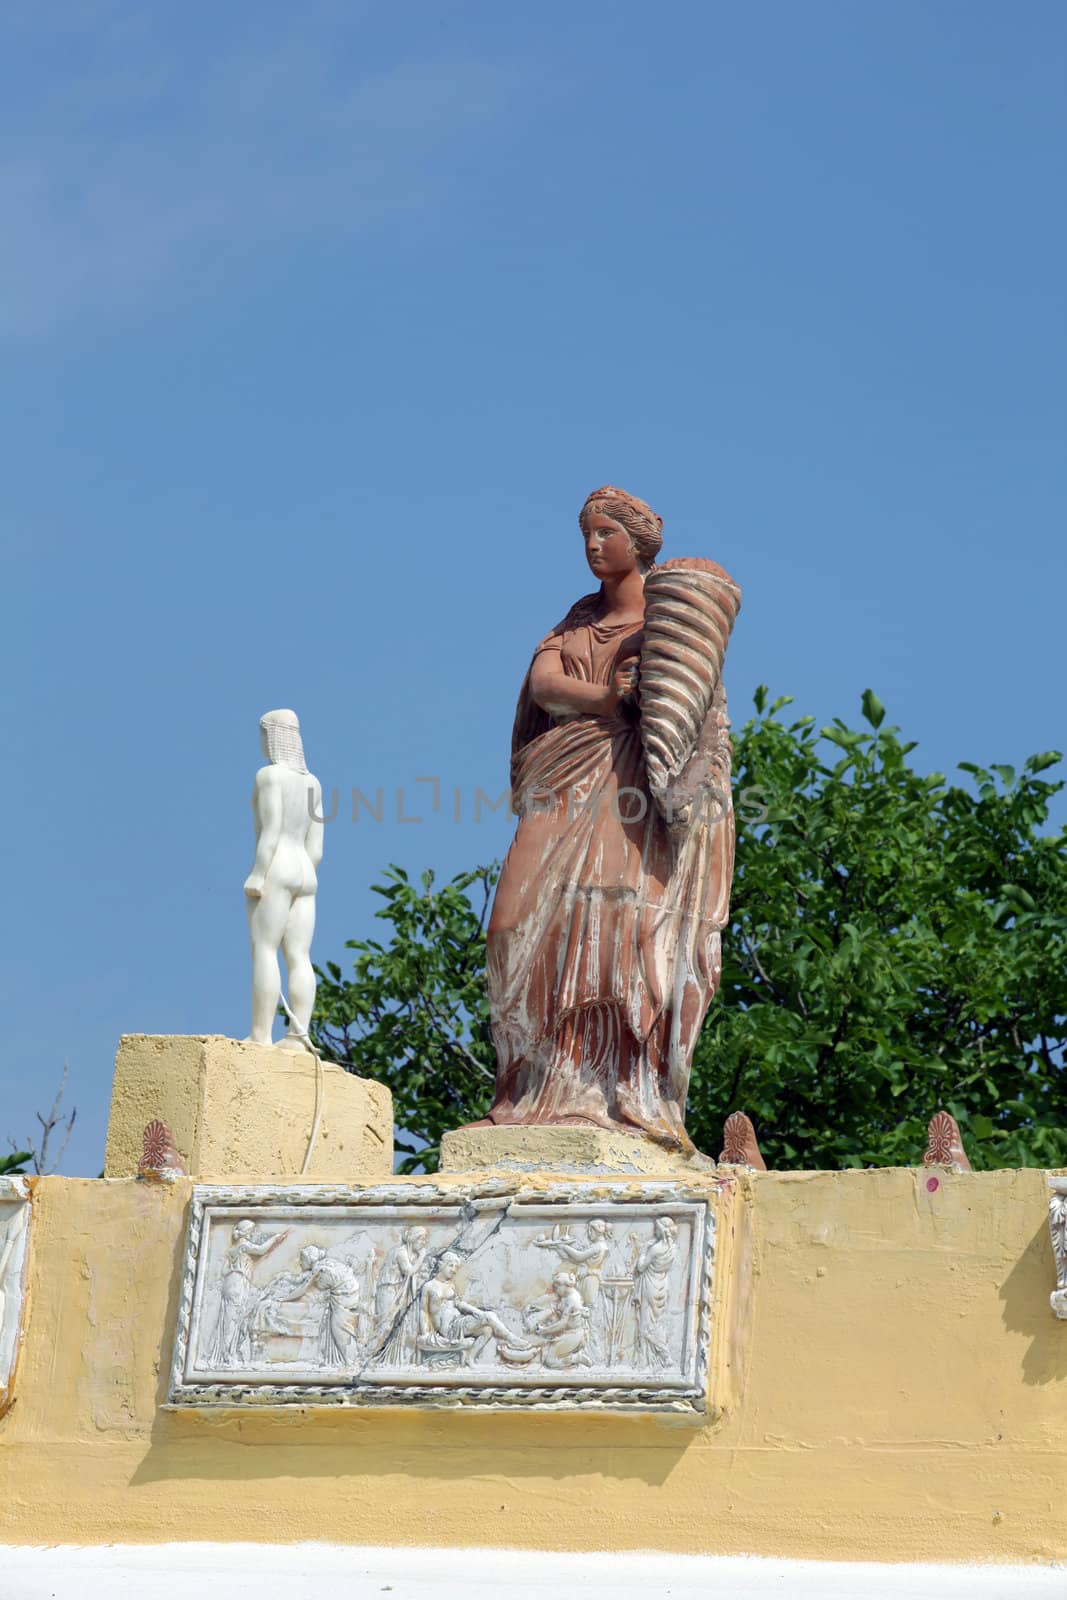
[579,485,664,572]
[260,708,307,774]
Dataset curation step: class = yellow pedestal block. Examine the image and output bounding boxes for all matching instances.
[103,1034,393,1182]
[439,1122,714,1175]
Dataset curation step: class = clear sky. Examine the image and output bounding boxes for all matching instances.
[2,1,1064,1176]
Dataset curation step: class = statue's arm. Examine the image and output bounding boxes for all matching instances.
[554,1241,594,1264]
[305,778,324,868]
[275,1270,315,1303]
[423,1286,444,1331]
[244,769,284,899]
[246,1230,287,1258]
[530,649,621,719]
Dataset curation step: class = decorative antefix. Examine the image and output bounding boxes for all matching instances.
[0,1177,31,1412]
[1049,1177,1067,1321]
[923,1111,972,1172]
[169,1179,715,1413]
[138,1119,186,1180]
[719,1111,767,1170]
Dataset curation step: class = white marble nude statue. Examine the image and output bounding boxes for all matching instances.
[243,709,324,1049]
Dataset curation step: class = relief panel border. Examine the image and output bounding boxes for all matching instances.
[167,1178,717,1414]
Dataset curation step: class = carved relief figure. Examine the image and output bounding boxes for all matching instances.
[534,1218,611,1307]
[500,1269,592,1370]
[266,1245,365,1367]
[244,709,324,1049]
[1049,1182,1067,1319]
[0,1209,26,1350]
[632,1216,678,1369]
[475,487,740,1155]
[417,1251,517,1364]
[372,1225,430,1364]
[206,1219,290,1367]
[0,1198,29,1406]
[533,1218,612,1355]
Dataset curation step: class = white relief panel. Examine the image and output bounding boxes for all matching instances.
[169,1180,715,1412]
[1050,1176,1067,1320]
[0,1177,31,1404]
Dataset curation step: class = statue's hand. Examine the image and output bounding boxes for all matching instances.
[612,660,640,706]
[243,874,264,899]
[596,661,640,716]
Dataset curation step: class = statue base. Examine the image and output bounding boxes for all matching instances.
[439,1121,713,1176]
[103,1034,393,1182]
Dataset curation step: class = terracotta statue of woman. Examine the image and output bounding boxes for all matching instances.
[478,486,740,1156]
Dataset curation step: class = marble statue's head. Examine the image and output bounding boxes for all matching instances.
[404,1226,428,1250]
[553,1269,577,1289]
[438,1251,461,1278]
[259,708,308,773]
[654,1216,678,1243]
[579,486,664,577]
[299,1245,326,1270]
[586,1219,610,1241]
[233,1219,256,1242]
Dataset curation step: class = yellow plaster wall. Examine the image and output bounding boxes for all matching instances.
[1,1167,1064,1562]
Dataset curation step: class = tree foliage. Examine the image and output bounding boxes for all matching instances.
[312,692,1067,1172]
[313,865,497,1171]
[689,689,1067,1169]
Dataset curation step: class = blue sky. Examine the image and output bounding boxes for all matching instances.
[2,1,1064,1175]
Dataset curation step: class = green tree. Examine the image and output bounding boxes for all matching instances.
[312,692,1067,1172]
[689,689,1067,1169]
[313,865,498,1171]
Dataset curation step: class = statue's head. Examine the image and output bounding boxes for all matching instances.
[654,1216,678,1243]
[579,486,663,579]
[299,1245,326,1270]
[586,1219,610,1241]
[259,708,307,773]
[233,1219,256,1242]
[438,1251,461,1279]
[553,1269,577,1289]
[405,1226,429,1250]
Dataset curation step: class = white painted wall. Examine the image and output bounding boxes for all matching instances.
[1,1546,1063,1599]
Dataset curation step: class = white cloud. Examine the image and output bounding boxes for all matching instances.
[0,3,507,334]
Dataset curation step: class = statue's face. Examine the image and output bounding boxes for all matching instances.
[583,511,637,581]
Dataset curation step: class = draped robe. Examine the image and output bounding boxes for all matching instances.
[484,593,734,1154]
